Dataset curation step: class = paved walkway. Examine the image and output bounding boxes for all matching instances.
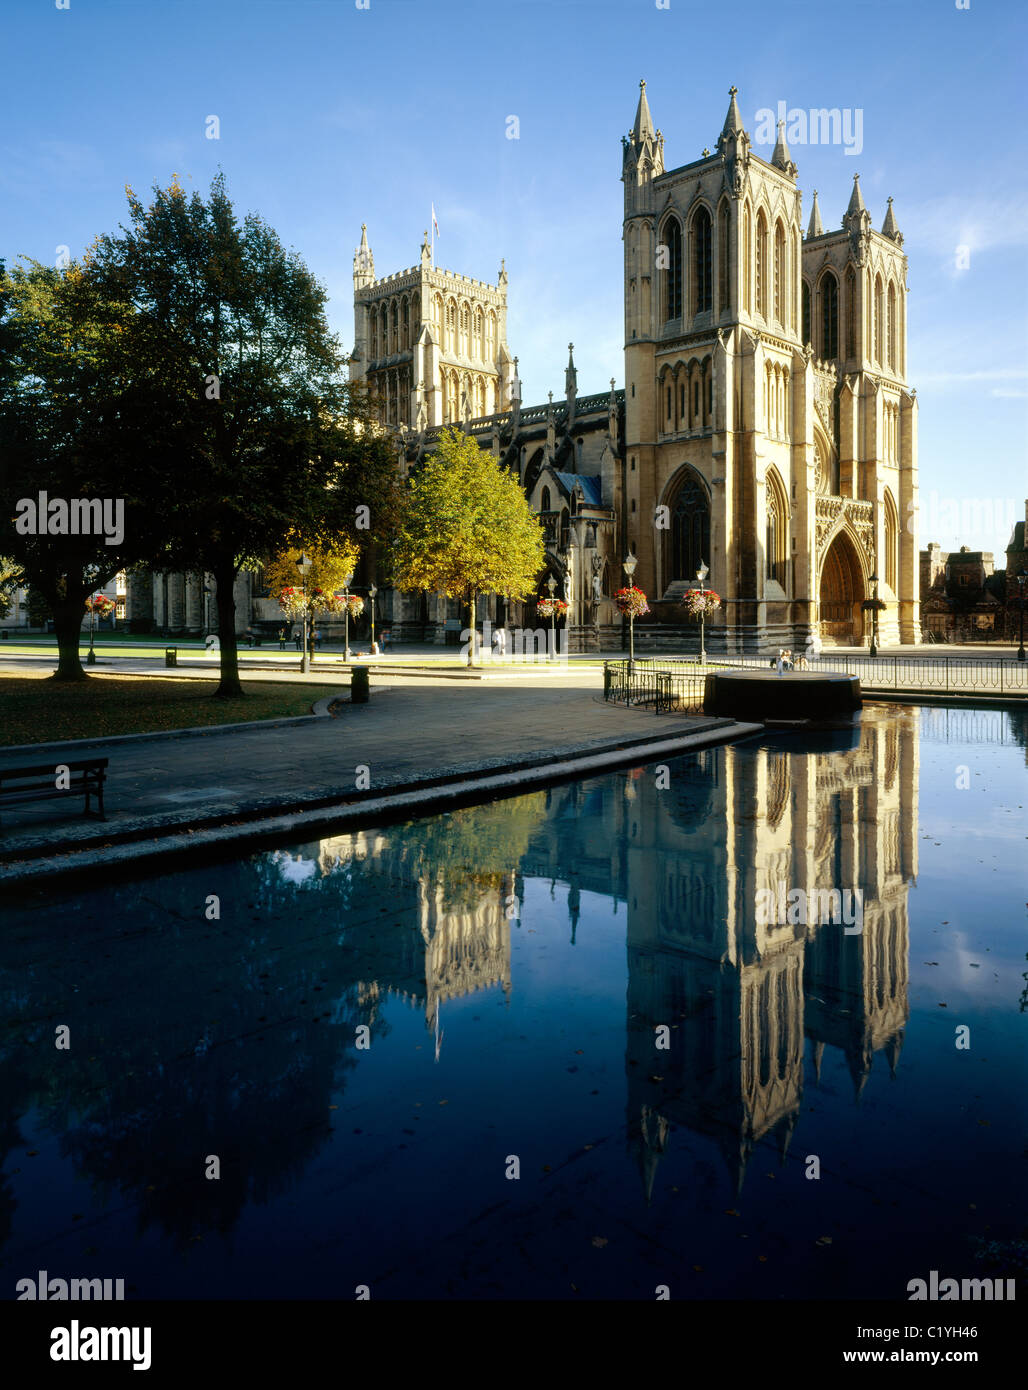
[0,677,754,881]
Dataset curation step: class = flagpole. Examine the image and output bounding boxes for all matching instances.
[431,204,435,268]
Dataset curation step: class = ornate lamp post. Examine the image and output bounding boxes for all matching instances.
[296,552,312,674]
[1017,569,1027,661]
[343,571,354,661]
[546,574,557,659]
[696,559,709,664]
[623,552,638,667]
[869,570,880,658]
[368,583,378,654]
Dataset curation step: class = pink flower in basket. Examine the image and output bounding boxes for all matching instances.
[681,587,721,618]
[536,596,569,619]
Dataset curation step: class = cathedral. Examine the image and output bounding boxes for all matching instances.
[107,85,920,652]
[350,84,921,651]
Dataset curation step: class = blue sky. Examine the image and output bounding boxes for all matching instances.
[3,0,1025,557]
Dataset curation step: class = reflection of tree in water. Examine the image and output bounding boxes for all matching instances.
[0,856,400,1253]
[393,793,547,910]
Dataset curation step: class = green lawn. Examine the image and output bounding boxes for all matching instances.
[0,674,342,746]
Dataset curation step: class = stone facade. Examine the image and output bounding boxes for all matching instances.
[622,84,919,650]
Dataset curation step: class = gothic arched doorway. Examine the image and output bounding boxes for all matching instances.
[665,466,710,591]
[819,529,865,643]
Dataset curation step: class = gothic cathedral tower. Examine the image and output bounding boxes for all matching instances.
[622,85,918,650]
[350,226,515,433]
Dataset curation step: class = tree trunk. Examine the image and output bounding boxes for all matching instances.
[214,563,244,698]
[51,595,88,682]
[467,589,476,668]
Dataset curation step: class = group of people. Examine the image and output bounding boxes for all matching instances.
[771,648,810,673]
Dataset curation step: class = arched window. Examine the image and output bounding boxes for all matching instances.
[369,306,378,358]
[485,311,496,360]
[742,204,752,313]
[802,280,810,345]
[884,488,898,591]
[401,298,409,350]
[820,271,839,359]
[390,301,398,354]
[765,469,789,587]
[874,274,883,362]
[666,382,672,425]
[459,302,470,357]
[692,206,712,315]
[379,304,388,356]
[668,467,710,582]
[475,377,485,416]
[663,217,683,321]
[679,379,686,424]
[473,307,483,359]
[887,282,896,369]
[756,211,768,318]
[718,201,731,314]
[445,371,457,423]
[845,266,856,358]
[540,486,551,513]
[773,221,785,324]
[445,301,456,353]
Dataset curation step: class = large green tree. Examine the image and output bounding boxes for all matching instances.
[90,175,400,696]
[392,428,545,666]
[0,260,162,678]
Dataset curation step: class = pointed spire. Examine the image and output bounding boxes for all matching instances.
[771,120,796,178]
[807,189,824,238]
[722,84,744,137]
[846,173,866,218]
[565,343,577,399]
[881,195,902,244]
[353,223,374,284]
[632,78,654,145]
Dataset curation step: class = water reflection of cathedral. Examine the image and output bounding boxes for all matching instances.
[307,715,916,1194]
[524,715,917,1196]
[314,829,513,1036]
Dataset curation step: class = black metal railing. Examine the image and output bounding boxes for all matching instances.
[604,659,705,713]
[603,653,1028,710]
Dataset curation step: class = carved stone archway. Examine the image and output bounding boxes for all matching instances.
[818,528,866,643]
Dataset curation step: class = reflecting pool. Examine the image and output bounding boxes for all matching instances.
[1,703,1025,1299]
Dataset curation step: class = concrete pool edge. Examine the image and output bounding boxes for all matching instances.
[0,719,760,887]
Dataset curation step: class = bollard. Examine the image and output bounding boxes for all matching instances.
[351,665,370,704]
[165,647,177,668]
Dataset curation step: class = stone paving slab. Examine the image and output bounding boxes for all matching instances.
[0,680,758,881]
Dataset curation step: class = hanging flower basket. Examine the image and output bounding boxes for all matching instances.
[536,597,569,619]
[343,594,365,617]
[277,586,308,620]
[861,598,887,612]
[85,594,115,616]
[681,588,721,618]
[614,585,650,619]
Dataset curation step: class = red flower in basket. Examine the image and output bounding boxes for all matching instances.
[614,586,649,619]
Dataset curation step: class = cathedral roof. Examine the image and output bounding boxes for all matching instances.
[553,471,603,505]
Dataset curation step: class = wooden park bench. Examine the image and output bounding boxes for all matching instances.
[0,757,108,822]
